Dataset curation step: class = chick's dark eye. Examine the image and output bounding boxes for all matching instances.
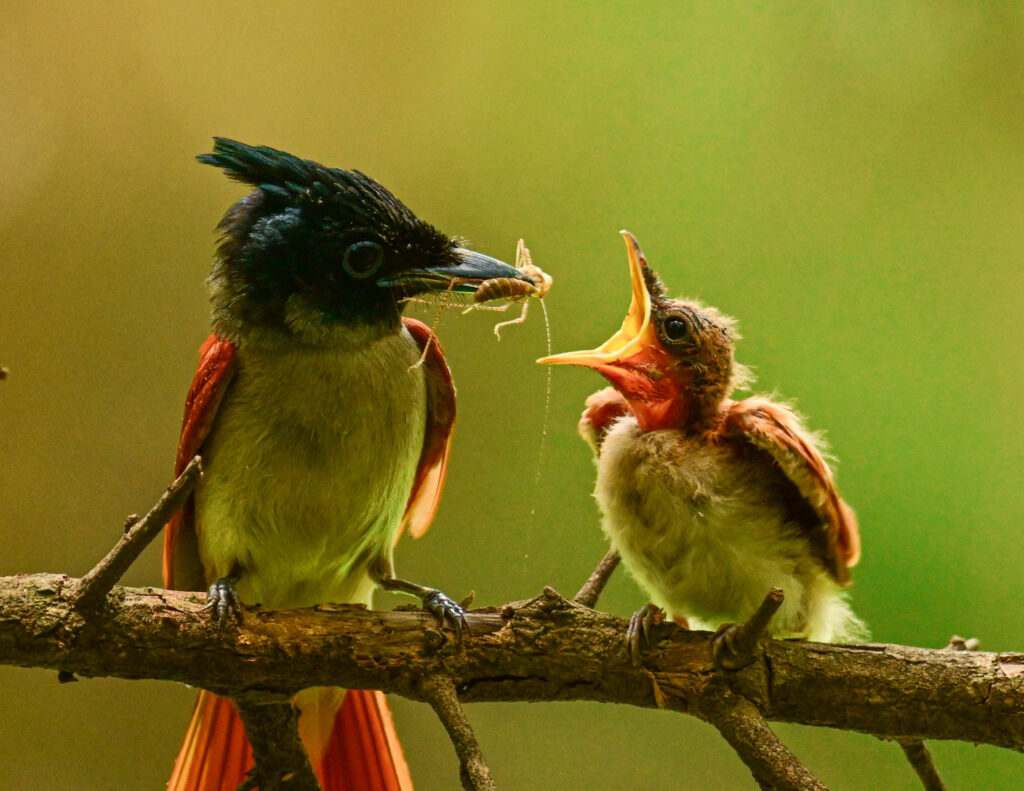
[342,241,383,279]
[663,316,691,343]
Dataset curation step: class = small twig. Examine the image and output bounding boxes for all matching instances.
[715,587,785,670]
[700,693,828,791]
[573,548,621,608]
[890,635,976,791]
[897,739,947,791]
[421,675,496,791]
[71,456,202,611]
[233,693,321,791]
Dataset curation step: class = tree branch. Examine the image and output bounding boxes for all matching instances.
[2,573,1023,756]
[420,675,496,791]
[70,456,202,611]
[897,739,946,791]
[688,588,829,788]
[697,692,827,791]
[572,548,620,608]
[233,693,321,791]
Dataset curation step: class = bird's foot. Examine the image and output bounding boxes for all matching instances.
[201,576,242,626]
[711,622,742,667]
[626,603,666,666]
[422,589,469,638]
[712,621,764,670]
[381,577,469,639]
[712,588,786,669]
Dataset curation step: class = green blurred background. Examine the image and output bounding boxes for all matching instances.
[2,2,1023,789]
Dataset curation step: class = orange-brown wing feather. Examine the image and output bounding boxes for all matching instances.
[578,386,632,455]
[398,318,456,540]
[722,397,861,585]
[163,334,237,590]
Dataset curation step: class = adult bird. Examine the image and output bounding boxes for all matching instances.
[164,138,533,791]
[540,231,864,659]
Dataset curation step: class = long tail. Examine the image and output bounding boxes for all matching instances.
[168,688,413,791]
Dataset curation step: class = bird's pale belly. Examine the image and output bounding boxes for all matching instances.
[594,418,832,635]
[194,329,427,609]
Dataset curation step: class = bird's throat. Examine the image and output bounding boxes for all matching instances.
[592,352,694,432]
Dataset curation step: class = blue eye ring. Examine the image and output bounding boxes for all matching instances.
[342,241,383,279]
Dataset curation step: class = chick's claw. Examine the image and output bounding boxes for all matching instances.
[712,622,761,668]
[201,577,242,626]
[626,603,665,665]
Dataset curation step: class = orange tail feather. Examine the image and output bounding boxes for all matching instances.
[167,691,252,791]
[318,690,413,791]
[168,689,412,791]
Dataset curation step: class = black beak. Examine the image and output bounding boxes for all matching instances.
[377,248,531,295]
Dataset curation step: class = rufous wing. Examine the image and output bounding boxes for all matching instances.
[578,386,631,455]
[722,397,861,585]
[398,318,456,540]
[163,334,237,590]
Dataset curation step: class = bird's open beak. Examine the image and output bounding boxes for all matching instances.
[538,231,689,431]
[538,231,659,371]
[377,248,532,294]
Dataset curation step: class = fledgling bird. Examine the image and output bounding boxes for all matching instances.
[540,231,864,657]
[164,138,533,791]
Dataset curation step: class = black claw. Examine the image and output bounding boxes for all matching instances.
[380,577,470,639]
[626,603,664,666]
[626,617,640,665]
[201,577,242,625]
[422,588,470,638]
[711,622,742,668]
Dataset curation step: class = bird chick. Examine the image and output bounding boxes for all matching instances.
[541,232,865,658]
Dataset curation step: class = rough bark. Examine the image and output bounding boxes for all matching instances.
[2,573,1022,754]
[233,694,322,791]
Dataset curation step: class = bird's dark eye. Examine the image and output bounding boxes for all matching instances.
[662,316,691,344]
[342,241,383,279]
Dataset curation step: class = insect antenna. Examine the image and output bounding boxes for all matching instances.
[521,296,554,579]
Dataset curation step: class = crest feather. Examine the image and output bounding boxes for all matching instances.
[197,138,420,233]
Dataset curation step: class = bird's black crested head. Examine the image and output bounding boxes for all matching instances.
[199,138,466,344]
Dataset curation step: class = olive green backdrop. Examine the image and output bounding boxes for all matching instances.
[2,2,1023,789]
